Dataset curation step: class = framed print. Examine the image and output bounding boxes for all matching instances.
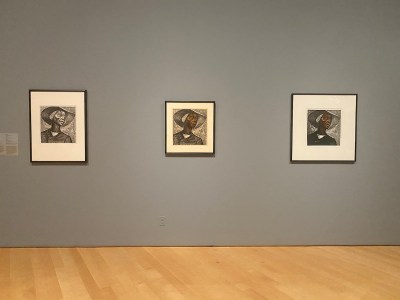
[291,94,357,162]
[29,90,87,162]
[165,101,215,155]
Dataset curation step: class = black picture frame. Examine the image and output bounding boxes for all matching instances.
[165,101,215,155]
[29,90,88,163]
[291,93,357,162]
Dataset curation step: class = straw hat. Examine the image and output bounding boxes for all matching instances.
[308,110,340,128]
[173,109,206,129]
[41,106,75,126]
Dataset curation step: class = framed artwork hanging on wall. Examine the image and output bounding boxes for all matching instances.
[291,93,357,162]
[29,90,87,162]
[165,101,215,155]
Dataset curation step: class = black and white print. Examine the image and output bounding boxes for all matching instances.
[30,90,87,162]
[40,106,76,143]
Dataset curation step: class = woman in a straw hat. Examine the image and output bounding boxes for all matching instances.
[307,110,339,146]
[40,106,75,143]
[173,109,206,145]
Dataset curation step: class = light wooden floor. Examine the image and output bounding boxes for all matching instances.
[0,246,399,299]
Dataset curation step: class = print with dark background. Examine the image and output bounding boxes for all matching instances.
[307,110,341,146]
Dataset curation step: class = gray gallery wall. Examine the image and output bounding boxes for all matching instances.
[1,0,399,246]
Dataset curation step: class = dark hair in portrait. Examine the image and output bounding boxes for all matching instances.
[40,106,76,143]
[173,109,207,145]
[307,110,341,146]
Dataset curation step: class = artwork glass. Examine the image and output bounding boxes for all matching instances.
[166,101,215,154]
[30,90,87,162]
[291,94,357,162]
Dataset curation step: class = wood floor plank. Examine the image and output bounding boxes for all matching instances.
[1,246,399,299]
[31,248,63,300]
[9,249,36,300]
[0,248,11,300]
[70,248,116,300]
[53,248,92,300]
[99,247,173,299]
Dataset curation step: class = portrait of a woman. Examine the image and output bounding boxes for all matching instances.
[40,106,75,143]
